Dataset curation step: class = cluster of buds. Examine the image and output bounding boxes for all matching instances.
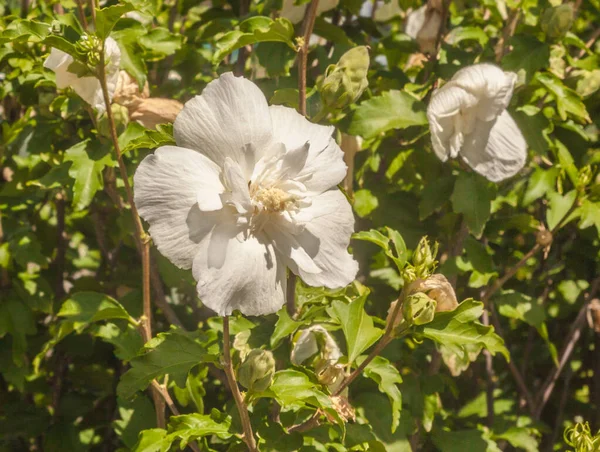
[541,4,574,40]
[402,236,439,283]
[319,46,370,111]
[237,349,275,392]
[75,34,103,67]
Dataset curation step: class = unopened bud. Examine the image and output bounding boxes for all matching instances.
[76,33,102,66]
[536,229,553,247]
[541,4,574,40]
[411,236,438,278]
[403,292,437,325]
[320,46,369,110]
[237,349,275,392]
[578,165,593,189]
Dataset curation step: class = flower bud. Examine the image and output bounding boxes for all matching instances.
[237,349,275,392]
[536,229,553,247]
[320,46,369,110]
[411,236,438,278]
[315,359,345,389]
[76,34,102,66]
[407,274,458,312]
[113,70,149,108]
[541,4,574,40]
[403,292,437,325]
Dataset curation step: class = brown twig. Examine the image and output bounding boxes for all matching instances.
[54,192,66,300]
[235,0,250,76]
[494,6,521,63]
[88,0,97,28]
[482,309,496,426]
[222,317,258,451]
[297,0,320,116]
[75,0,89,30]
[534,278,600,418]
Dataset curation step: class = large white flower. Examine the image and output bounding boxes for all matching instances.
[427,63,527,182]
[133,73,358,316]
[43,37,121,114]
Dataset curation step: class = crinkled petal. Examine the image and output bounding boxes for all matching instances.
[133,146,225,268]
[460,110,527,182]
[264,222,323,275]
[223,157,252,213]
[192,233,287,316]
[427,85,478,161]
[450,63,517,120]
[174,73,274,172]
[274,189,357,288]
[269,105,347,194]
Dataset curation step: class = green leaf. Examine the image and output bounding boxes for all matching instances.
[503,35,550,82]
[113,26,147,89]
[447,26,489,46]
[271,306,303,348]
[43,35,78,58]
[348,90,427,139]
[523,167,559,206]
[0,299,36,365]
[113,396,156,449]
[94,323,144,362]
[167,413,232,447]
[269,369,332,411]
[419,300,509,361]
[546,190,576,230]
[354,189,379,218]
[121,124,175,154]
[353,227,408,272]
[451,173,493,239]
[493,427,539,452]
[360,356,403,433]
[419,175,455,220]
[432,428,501,452]
[513,106,552,156]
[139,28,183,58]
[64,140,115,211]
[117,329,219,399]
[255,42,296,77]
[537,72,591,122]
[96,4,134,39]
[213,17,295,64]
[576,199,600,236]
[58,291,132,328]
[327,296,383,363]
[555,141,579,186]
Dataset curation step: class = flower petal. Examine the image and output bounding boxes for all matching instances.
[192,233,287,316]
[450,63,517,121]
[133,146,225,268]
[269,105,347,194]
[427,85,478,161]
[273,189,357,288]
[174,73,273,172]
[460,110,527,182]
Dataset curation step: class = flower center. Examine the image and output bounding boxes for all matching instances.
[252,186,292,213]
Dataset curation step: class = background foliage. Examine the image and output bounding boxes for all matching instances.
[1,0,599,451]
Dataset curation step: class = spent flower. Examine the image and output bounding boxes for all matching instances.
[427,63,527,182]
[134,73,358,316]
[237,349,275,392]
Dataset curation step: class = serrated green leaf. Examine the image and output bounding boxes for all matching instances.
[353,227,407,272]
[271,306,303,348]
[96,4,134,39]
[523,167,559,206]
[117,329,219,399]
[139,28,183,58]
[213,17,295,64]
[537,72,591,122]
[419,175,455,220]
[419,300,509,361]
[58,291,132,328]
[327,296,383,364]
[546,189,576,230]
[361,356,402,433]
[348,90,427,139]
[451,173,493,239]
[354,189,379,218]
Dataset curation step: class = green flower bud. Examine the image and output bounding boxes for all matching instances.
[541,4,574,40]
[237,349,275,392]
[320,46,370,110]
[410,236,438,279]
[75,34,103,66]
[403,292,437,326]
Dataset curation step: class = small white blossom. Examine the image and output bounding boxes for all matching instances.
[281,0,339,24]
[133,73,358,316]
[43,37,121,114]
[405,2,443,54]
[427,63,527,182]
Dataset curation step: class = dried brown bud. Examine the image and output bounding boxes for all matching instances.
[536,229,553,247]
[407,274,458,313]
[113,70,149,108]
[129,98,184,129]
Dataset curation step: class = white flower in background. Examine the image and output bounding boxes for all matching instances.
[427,63,527,182]
[281,0,339,24]
[134,73,358,316]
[359,0,402,22]
[43,37,121,114]
[405,1,443,53]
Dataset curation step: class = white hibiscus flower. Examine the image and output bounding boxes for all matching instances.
[133,73,358,316]
[427,63,527,182]
[43,37,121,114]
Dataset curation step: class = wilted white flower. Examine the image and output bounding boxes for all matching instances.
[134,73,358,316]
[43,37,121,114]
[291,325,342,365]
[427,63,527,182]
[281,0,339,24]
